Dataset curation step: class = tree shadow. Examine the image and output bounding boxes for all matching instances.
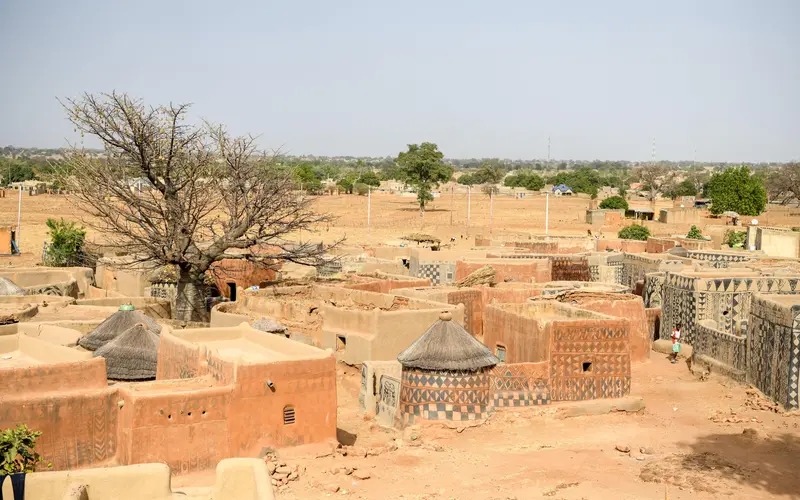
[337,427,358,446]
[678,431,800,498]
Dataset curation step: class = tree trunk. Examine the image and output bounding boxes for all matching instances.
[176,267,208,322]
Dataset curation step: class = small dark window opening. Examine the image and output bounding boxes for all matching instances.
[372,373,377,396]
[496,346,506,363]
[336,335,347,352]
[722,310,730,316]
[228,283,237,302]
[582,362,592,372]
[283,406,296,425]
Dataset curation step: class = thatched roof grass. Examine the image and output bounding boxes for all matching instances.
[252,318,288,333]
[94,323,160,381]
[397,312,498,371]
[0,277,25,296]
[78,309,161,351]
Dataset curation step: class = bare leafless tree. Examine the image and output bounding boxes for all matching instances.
[57,92,339,321]
[632,164,676,202]
[766,163,800,205]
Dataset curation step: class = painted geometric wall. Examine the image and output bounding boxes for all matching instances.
[548,321,631,401]
[399,368,492,425]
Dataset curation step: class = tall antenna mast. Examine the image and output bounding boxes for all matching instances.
[651,137,656,163]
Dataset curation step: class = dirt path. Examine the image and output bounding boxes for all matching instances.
[260,353,800,500]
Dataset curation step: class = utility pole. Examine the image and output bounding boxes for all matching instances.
[466,186,471,235]
[450,185,454,226]
[547,136,551,164]
[16,184,22,249]
[651,137,656,163]
[489,189,494,235]
[545,192,549,235]
[367,186,371,239]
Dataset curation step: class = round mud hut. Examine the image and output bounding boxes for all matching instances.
[78,305,161,351]
[0,277,25,296]
[397,311,499,425]
[93,323,160,381]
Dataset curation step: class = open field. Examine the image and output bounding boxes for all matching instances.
[6,190,800,265]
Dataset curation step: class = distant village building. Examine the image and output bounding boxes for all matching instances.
[551,184,573,196]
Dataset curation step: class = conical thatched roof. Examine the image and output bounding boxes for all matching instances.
[0,277,25,296]
[94,323,160,380]
[397,312,498,371]
[78,308,161,351]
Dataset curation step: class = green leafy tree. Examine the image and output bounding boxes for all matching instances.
[0,158,36,184]
[724,229,747,248]
[395,142,452,214]
[354,182,370,196]
[665,178,698,199]
[336,177,354,194]
[705,166,767,216]
[472,163,505,185]
[44,218,87,267]
[457,173,476,186]
[358,170,380,187]
[686,225,703,240]
[0,424,49,474]
[599,195,628,210]
[618,224,650,241]
[294,164,323,194]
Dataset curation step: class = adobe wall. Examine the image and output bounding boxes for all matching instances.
[474,234,596,254]
[595,239,648,254]
[548,316,631,401]
[395,287,484,338]
[621,253,689,290]
[209,258,279,298]
[14,459,276,500]
[409,248,487,285]
[0,387,119,471]
[659,271,800,346]
[752,226,800,258]
[587,253,624,284]
[693,319,747,382]
[645,307,661,343]
[228,355,337,453]
[343,276,430,294]
[483,303,551,363]
[359,360,402,416]
[553,293,650,363]
[95,257,150,296]
[455,258,551,284]
[747,294,800,410]
[646,237,678,253]
[488,361,550,407]
[0,267,93,297]
[0,340,102,393]
[585,209,624,226]
[367,246,413,261]
[658,208,703,224]
[686,250,755,269]
[155,331,208,380]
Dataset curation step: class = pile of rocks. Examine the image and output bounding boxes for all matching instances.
[615,443,654,461]
[265,459,303,488]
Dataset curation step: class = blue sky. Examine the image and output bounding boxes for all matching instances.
[1,0,798,161]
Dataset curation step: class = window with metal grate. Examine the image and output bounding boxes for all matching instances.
[283,406,295,425]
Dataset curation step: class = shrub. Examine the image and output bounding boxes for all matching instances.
[0,424,49,474]
[337,178,354,194]
[686,225,704,240]
[599,196,628,210]
[354,182,370,196]
[618,224,650,241]
[724,230,747,248]
[44,218,86,267]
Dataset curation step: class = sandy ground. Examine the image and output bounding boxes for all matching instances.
[172,352,800,500]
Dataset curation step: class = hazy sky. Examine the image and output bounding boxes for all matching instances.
[1,1,798,162]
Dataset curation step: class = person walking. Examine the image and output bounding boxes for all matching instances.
[670,324,681,364]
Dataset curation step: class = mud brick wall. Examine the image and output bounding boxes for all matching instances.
[646,237,678,253]
[376,374,401,428]
[747,296,800,410]
[344,278,431,294]
[455,260,551,284]
[484,304,549,364]
[0,357,108,394]
[550,256,591,281]
[482,286,547,305]
[116,385,232,474]
[686,250,753,269]
[693,320,747,382]
[228,356,337,454]
[645,307,662,344]
[0,389,119,471]
[446,289,484,338]
[660,273,800,346]
[489,362,550,407]
[642,272,666,308]
[399,368,492,425]
[156,333,208,380]
[548,320,631,401]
